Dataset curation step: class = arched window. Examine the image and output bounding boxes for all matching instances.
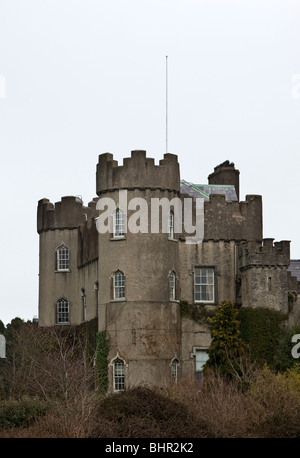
[113,208,125,238]
[56,245,70,271]
[113,270,125,300]
[113,357,125,391]
[169,271,176,300]
[57,298,69,324]
[171,357,180,384]
[168,210,174,239]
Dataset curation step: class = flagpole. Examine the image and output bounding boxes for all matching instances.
[166,55,168,154]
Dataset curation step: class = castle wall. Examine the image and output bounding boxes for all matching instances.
[180,316,211,379]
[179,240,237,306]
[204,194,262,241]
[38,229,81,326]
[78,262,99,322]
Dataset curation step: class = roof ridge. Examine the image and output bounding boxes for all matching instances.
[180,179,209,198]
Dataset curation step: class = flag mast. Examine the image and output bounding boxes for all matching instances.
[166,55,168,154]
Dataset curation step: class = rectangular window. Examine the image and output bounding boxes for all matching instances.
[195,349,209,381]
[194,267,215,303]
[113,209,125,238]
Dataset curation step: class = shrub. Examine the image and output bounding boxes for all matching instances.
[248,366,300,438]
[89,386,207,438]
[206,300,246,377]
[284,363,300,396]
[0,396,49,430]
[274,326,300,371]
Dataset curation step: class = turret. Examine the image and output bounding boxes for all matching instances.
[96,150,181,389]
[208,160,240,200]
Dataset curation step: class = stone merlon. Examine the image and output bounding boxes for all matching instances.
[204,194,262,240]
[96,150,180,195]
[238,238,291,269]
[37,196,97,233]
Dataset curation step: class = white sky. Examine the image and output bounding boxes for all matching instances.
[0,0,300,325]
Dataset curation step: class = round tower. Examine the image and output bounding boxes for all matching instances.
[96,150,182,390]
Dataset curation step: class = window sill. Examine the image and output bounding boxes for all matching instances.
[168,237,178,242]
[110,236,126,241]
[55,269,71,273]
[110,298,126,303]
[194,301,216,305]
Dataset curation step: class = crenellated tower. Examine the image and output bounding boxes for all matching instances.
[96,150,182,388]
[37,196,98,326]
[238,238,291,313]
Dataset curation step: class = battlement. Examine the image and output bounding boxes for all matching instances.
[96,150,180,195]
[238,238,291,269]
[37,196,97,233]
[204,194,262,240]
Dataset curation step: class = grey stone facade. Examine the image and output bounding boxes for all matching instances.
[37,150,300,390]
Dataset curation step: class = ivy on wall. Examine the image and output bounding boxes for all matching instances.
[238,307,287,367]
[180,300,214,324]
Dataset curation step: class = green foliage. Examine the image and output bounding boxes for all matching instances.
[206,300,247,377]
[284,363,300,396]
[0,396,49,430]
[238,307,287,367]
[180,300,214,324]
[95,331,110,393]
[247,365,300,438]
[274,326,300,371]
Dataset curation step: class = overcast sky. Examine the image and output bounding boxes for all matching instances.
[0,0,300,325]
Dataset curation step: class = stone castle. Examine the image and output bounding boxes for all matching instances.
[37,150,300,391]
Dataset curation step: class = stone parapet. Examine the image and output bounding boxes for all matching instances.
[96,150,180,195]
